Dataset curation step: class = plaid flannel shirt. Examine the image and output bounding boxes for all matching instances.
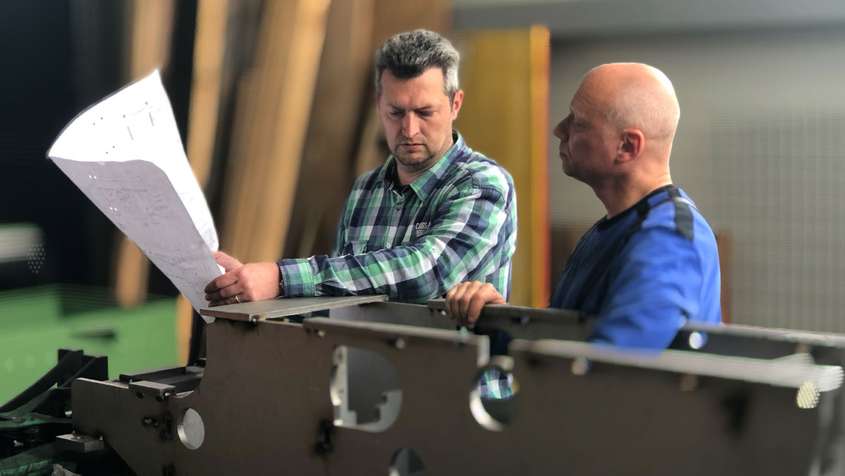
[278,132,517,303]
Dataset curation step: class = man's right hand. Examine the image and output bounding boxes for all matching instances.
[204,251,281,306]
[445,281,505,326]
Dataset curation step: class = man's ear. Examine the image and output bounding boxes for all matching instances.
[450,89,464,119]
[617,128,644,163]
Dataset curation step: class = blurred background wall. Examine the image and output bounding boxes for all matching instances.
[3,0,845,400]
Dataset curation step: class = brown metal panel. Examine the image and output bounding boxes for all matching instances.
[200,295,388,322]
[71,308,831,475]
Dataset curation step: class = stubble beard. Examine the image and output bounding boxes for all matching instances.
[393,141,439,174]
[562,158,577,178]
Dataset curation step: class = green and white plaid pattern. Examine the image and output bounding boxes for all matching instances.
[278,132,517,303]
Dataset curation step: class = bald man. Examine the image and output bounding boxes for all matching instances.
[446,63,721,349]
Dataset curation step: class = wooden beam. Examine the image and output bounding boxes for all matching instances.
[114,0,175,308]
[455,26,551,307]
[371,0,451,45]
[185,0,229,187]
[177,0,231,364]
[284,0,375,257]
[285,0,375,256]
[127,0,175,78]
[220,0,331,261]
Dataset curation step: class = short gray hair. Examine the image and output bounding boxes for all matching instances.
[374,29,460,101]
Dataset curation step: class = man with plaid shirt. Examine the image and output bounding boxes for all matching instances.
[205,30,516,306]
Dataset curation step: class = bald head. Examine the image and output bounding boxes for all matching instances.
[579,63,680,144]
[555,62,679,213]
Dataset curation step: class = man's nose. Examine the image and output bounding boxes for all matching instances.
[554,116,571,142]
[401,113,420,137]
[553,120,568,142]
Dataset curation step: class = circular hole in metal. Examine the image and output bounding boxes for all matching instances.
[469,357,519,432]
[388,448,425,476]
[177,408,205,450]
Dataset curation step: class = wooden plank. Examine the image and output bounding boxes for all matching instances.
[114,0,175,308]
[222,71,264,257]
[127,0,175,78]
[455,27,551,307]
[220,0,331,262]
[285,0,376,257]
[371,0,452,45]
[186,0,229,186]
[177,0,231,362]
[224,4,290,259]
[254,0,332,260]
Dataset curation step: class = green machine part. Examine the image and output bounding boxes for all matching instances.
[0,285,180,403]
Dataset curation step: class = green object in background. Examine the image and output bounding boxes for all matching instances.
[0,285,179,403]
[0,444,73,476]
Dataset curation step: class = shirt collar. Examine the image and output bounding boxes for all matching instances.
[596,184,678,230]
[411,131,466,199]
[379,131,466,199]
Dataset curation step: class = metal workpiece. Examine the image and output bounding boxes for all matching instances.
[119,365,204,394]
[675,321,845,362]
[430,298,845,363]
[427,298,593,341]
[331,300,458,330]
[684,321,845,348]
[305,316,488,363]
[199,295,388,323]
[72,318,333,475]
[67,298,845,475]
[333,298,592,341]
[206,297,845,362]
[427,297,584,322]
[425,298,845,474]
[55,432,105,453]
[503,340,838,476]
[71,316,492,475]
[128,380,177,400]
[512,340,844,393]
[7,297,828,476]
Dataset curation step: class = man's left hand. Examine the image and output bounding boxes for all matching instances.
[445,280,506,326]
[204,251,281,306]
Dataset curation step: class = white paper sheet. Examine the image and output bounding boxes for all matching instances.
[47,70,222,312]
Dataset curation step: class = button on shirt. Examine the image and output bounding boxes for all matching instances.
[278,132,517,303]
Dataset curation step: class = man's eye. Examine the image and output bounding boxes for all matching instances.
[417,110,433,118]
[390,110,403,118]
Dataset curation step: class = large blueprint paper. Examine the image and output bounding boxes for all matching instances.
[47,70,221,311]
